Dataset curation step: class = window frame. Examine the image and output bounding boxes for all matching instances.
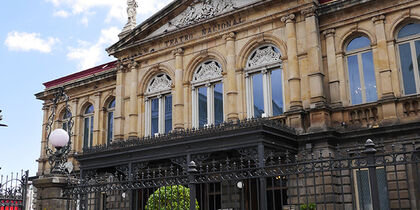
[61,109,72,132]
[344,36,377,105]
[106,99,115,144]
[396,24,420,96]
[144,74,173,136]
[191,60,225,128]
[83,104,94,149]
[245,44,284,118]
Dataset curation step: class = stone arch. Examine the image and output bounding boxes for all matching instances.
[78,98,95,115]
[102,94,116,110]
[237,34,287,70]
[139,64,175,95]
[184,49,227,84]
[389,14,420,40]
[338,27,377,53]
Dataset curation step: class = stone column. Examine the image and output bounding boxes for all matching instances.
[372,15,397,123]
[38,106,49,176]
[223,32,239,121]
[173,48,185,130]
[114,63,126,140]
[92,92,101,146]
[281,14,303,110]
[128,61,139,138]
[69,99,79,152]
[323,29,342,107]
[302,6,326,105]
[33,175,76,210]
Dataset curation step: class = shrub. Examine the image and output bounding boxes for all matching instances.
[300,203,316,210]
[145,185,199,210]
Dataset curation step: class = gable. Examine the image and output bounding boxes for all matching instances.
[107,0,261,56]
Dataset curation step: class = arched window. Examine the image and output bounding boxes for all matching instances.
[61,110,72,132]
[145,74,172,136]
[345,36,377,105]
[83,104,94,149]
[192,60,224,128]
[245,45,284,118]
[106,99,115,144]
[396,23,420,95]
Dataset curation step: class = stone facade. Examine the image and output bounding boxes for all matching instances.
[35,0,420,209]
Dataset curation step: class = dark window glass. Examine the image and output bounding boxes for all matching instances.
[89,116,93,148]
[362,51,378,103]
[271,69,284,116]
[356,169,389,210]
[252,73,264,117]
[107,112,113,144]
[165,95,172,133]
[151,98,159,135]
[198,87,208,127]
[399,43,417,95]
[108,99,115,108]
[62,111,72,131]
[214,83,224,125]
[398,23,420,39]
[346,36,371,51]
[83,117,89,149]
[85,105,94,114]
[347,55,363,105]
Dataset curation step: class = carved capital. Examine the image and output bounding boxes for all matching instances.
[322,29,335,38]
[172,48,184,56]
[372,15,385,24]
[223,32,236,41]
[128,60,140,70]
[301,6,318,18]
[281,14,295,23]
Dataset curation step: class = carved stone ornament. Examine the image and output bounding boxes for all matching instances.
[176,0,234,28]
[192,60,223,83]
[301,6,318,18]
[280,14,295,23]
[246,45,282,69]
[146,74,172,94]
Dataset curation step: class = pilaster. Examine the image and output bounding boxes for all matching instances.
[223,32,239,121]
[114,63,126,140]
[129,60,140,137]
[173,48,185,130]
[323,29,342,107]
[92,92,101,146]
[281,14,303,111]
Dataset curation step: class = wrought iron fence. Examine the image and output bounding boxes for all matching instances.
[0,170,29,210]
[64,140,420,210]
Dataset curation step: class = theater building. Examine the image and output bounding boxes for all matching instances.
[35,0,420,209]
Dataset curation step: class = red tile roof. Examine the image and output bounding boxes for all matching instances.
[43,61,117,89]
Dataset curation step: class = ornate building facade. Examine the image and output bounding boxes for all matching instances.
[35,0,420,209]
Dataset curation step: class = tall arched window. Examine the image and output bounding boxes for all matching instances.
[396,23,420,95]
[145,74,172,136]
[245,45,284,118]
[61,110,72,132]
[192,60,224,128]
[83,104,94,149]
[106,99,115,144]
[345,36,377,105]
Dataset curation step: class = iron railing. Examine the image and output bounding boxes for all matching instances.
[64,140,420,210]
[0,170,29,209]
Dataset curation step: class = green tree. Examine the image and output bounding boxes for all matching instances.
[145,185,199,210]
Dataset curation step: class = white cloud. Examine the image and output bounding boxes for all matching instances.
[46,0,172,23]
[4,31,59,53]
[67,27,120,70]
[53,10,70,18]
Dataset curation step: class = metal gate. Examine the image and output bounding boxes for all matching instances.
[0,170,29,210]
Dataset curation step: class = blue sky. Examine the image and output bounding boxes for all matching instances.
[0,0,171,177]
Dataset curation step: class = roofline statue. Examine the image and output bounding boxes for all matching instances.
[119,0,138,39]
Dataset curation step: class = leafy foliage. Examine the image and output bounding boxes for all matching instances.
[145,185,199,210]
[300,203,316,210]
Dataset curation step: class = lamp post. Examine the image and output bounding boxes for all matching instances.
[45,87,73,174]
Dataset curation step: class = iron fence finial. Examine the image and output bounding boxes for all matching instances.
[364,139,377,154]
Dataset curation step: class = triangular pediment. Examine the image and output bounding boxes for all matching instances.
[107,0,261,55]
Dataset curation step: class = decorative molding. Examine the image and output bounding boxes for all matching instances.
[172,48,184,56]
[372,15,385,24]
[323,28,336,37]
[301,6,318,18]
[280,14,295,23]
[223,32,236,41]
[192,60,223,83]
[175,0,235,28]
[128,60,140,70]
[246,45,282,69]
[146,74,173,95]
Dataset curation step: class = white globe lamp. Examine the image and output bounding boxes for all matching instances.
[50,129,70,148]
